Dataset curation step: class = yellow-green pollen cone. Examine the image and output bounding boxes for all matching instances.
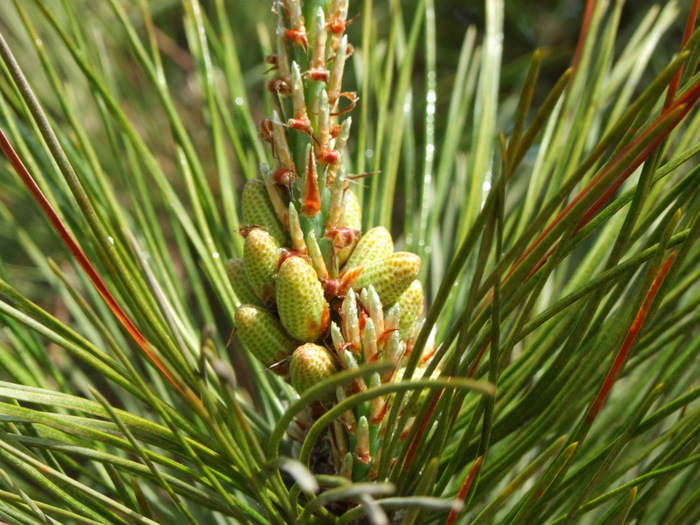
[226,258,263,307]
[242,179,287,244]
[344,226,394,269]
[289,343,338,397]
[276,255,330,341]
[397,279,425,338]
[234,304,297,374]
[243,228,281,304]
[352,252,422,305]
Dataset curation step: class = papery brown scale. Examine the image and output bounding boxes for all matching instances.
[420,350,436,366]
[377,328,398,347]
[259,118,274,144]
[235,225,260,238]
[276,249,300,271]
[330,92,358,116]
[328,226,360,267]
[351,379,364,394]
[316,148,340,165]
[338,342,356,354]
[272,168,296,188]
[328,227,359,248]
[288,117,314,136]
[285,29,308,51]
[329,18,345,34]
[305,68,330,83]
[267,77,291,96]
[358,310,368,331]
[323,278,339,301]
[337,265,364,296]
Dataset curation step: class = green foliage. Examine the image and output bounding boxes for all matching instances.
[0,0,699,523]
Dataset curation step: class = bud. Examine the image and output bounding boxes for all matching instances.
[369,372,388,424]
[242,179,286,244]
[235,304,297,374]
[306,231,329,279]
[384,303,401,333]
[360,285,384,337]
[332,419,348,466]
[340,452,353,479]
[326,169,346,229]
[288,204,307,254]
[342,348,366,392]
[289,343,338,395]
[336,386,357,432]
[277,255,330,341]
[243,228,281,304]
[382,331,404,382]
[330,321,345,353]
[226,258,262,306]
[341,291,361,352]
[362,317,378,363]
[345,226,393,269]
[353,252,421,305]
[355,415,370,464]
[309,7,327,72]
[328,35,348,106]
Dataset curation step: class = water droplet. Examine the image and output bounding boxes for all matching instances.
[365,149,374,159]
[107,236,114,245]
[235,97,244,106]
[212,252,220,259]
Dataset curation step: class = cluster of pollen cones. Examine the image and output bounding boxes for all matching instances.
[228,0,435,480]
